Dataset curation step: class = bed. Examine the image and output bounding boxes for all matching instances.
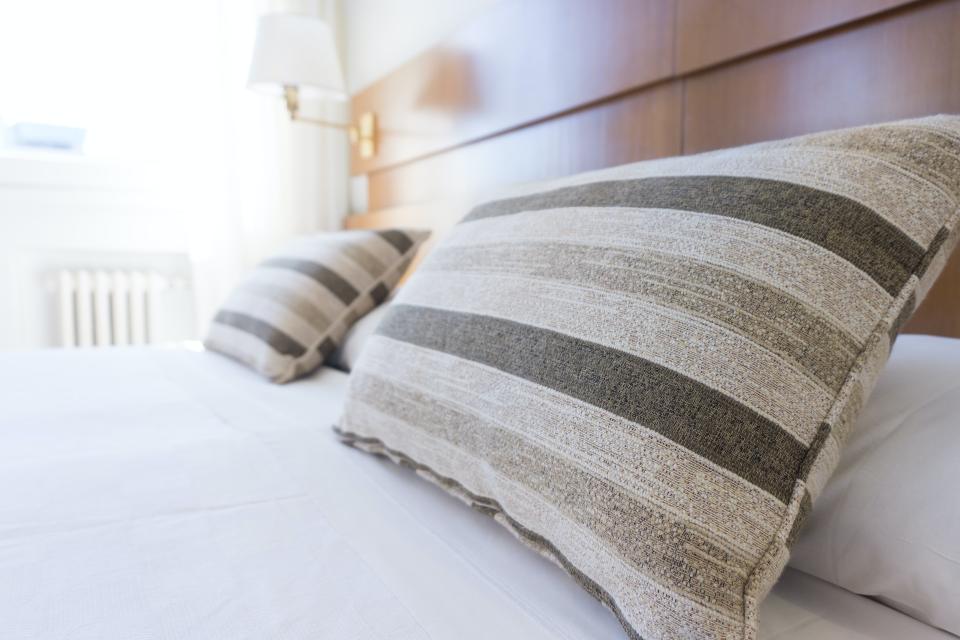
[1,343,955,640]
[5,2,960,638]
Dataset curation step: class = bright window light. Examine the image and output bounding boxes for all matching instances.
[0,0,226,160]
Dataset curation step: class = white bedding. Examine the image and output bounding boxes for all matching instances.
[0,347,953,640]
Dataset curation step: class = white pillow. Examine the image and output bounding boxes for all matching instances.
[326,300,392,372]
[790,334,960,635]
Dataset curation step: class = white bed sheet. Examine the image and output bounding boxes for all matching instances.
[0,347,952,640]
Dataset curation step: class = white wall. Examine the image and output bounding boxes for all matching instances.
[343,0,502,93]
[207,0,351,325]
[0,153,196,350]
[0,0,351,350]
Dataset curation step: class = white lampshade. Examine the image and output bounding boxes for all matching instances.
[247,14,346,100]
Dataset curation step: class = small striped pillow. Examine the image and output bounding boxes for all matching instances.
[206,229,428,382]
[336,116,960,639]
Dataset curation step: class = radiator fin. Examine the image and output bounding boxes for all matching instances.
[57,269,166,348]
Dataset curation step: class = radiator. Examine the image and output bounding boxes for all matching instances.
[57,270,168,347]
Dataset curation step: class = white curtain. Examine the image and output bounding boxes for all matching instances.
[194,0,351,328]
[0,0,350,335]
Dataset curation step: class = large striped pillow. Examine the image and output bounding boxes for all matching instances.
[206,229,428,382]
[336,116,960,639]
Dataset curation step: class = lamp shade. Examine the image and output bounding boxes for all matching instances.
[247,14,346,100]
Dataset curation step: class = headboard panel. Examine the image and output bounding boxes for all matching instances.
[346,0,960,337]
[364,82,683,210]
[683,0,960,153]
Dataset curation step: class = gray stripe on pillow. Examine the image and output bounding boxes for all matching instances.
[376,229,415,254]
[262,257,360,305]
[370,282,391,305]
[465,175,923,295]
[213,310,306,357]
[240,279,333,331]
[377,303,806,502]
[423,241,860,391]
[355,334,786,550]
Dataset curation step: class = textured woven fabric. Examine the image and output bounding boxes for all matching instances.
[335,116,960,639]
[206,229,428,382]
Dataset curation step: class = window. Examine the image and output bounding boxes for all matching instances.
[0,0,227,160]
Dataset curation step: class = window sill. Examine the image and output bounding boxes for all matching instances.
[0,151,160,192]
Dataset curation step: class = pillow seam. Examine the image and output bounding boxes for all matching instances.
[739,204,960,639]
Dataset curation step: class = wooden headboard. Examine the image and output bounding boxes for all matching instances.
[345,0,960,337]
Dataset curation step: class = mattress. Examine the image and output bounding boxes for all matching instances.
[0,346,952,640]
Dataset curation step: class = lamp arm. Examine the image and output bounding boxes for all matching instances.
[283,85,359,140]
[290,115,353,131]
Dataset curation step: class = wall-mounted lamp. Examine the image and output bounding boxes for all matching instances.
[248,14,377,158]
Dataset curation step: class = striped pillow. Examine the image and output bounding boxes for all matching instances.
[206,229,428,382]
[336,116,960,639]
